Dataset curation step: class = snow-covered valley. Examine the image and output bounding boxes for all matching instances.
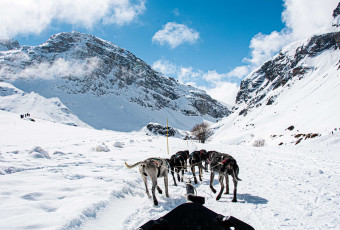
[1,110,339,230]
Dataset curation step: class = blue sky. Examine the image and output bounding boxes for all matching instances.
[0,0,338,104]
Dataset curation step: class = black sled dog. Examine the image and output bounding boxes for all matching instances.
[208,151,242,202]
[169,153,186,186]
[189,150,204,184]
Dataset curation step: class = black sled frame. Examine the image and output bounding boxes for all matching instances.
[138,182,254,230]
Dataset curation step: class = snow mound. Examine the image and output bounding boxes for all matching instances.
[113,142,124,148]
[29,146,51,159]
[94,144,110,152]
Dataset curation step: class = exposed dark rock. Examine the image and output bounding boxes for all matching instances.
[295,138,303,145]
[333,2,340,18]
[146,123,176,136]
[235,31,340,113]
[286,125,295,131]
[238,109,248,116]
[0,39,20,51]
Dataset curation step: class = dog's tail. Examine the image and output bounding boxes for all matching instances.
[232,163,242,181]
[124,161,145,169]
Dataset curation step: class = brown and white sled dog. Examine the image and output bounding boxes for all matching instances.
[125,158,169,206]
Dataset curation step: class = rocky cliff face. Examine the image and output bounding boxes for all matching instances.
[333,2,340,18]
[235,31,340,116]
[235,3,340,116]
[216,3,340,146]
[0,39,20,51]
[0,32,230,131]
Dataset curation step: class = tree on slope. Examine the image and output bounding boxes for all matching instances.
[191,122,213,143]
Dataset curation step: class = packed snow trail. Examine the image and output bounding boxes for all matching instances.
[77,143,340,230]
[0,111,339,229]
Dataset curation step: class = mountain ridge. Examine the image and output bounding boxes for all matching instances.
[0,31,230,131]
[212,3,340,146]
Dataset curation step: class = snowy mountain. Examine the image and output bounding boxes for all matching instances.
[213,3,340,146]
[0,39,20,51]
[0,32,230,131]
[0,82,89,127]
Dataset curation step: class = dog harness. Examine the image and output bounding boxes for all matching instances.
[151,159,163,177]
[220,159,228,164]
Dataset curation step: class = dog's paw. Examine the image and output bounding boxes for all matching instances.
[232,198,237,202]
[153,200,158,206]
[216,195,221,201]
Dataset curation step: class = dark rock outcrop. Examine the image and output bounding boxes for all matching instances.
[146,123,176,136]
[235,31,340,111]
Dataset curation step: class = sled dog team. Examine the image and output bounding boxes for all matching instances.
[124,150,241,206]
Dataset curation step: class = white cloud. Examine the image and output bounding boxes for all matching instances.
[178,66,201,83]
[0,0,146,38]
[103,0,146,26]
[0,57,100,81]
[205,81,239,106]
[244,31,293,67]
[151,58,239,104]
[152,59,177,75]
[152,22,199,49]
[282,0,337,39]
[226,66,250,79]
[202,70,227,82]
[230,0,338,77]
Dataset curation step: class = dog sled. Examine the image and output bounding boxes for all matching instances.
[138,182,254,230]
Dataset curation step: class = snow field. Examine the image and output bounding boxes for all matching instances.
[0,110,339,229]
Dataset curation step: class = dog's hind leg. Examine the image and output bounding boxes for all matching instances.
[142,175,151,199]
[209,171,216,193]
[171,168,177,186]
[216,174,225,201]
[164,174,169,197]
[224,175,229,194]
[191,166,198,184]
[156,185,163,194]
[176,168,181,182]
[232,177,238,202]
[150,175,159,206]
[180,168,184,182]
[198,163,203,182]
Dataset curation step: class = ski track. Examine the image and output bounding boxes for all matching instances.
[0,127,339,230]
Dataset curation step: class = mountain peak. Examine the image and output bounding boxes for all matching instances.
[332,2,340,27]
[0,32,230,131]
[40,31,122,54]
[333,2,340,18]
[0,39,20,51]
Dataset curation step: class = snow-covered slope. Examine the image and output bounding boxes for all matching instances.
[0,32,230,131]
[0,82,89,127]
[212,4,340,146]
[0,109,339,230]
